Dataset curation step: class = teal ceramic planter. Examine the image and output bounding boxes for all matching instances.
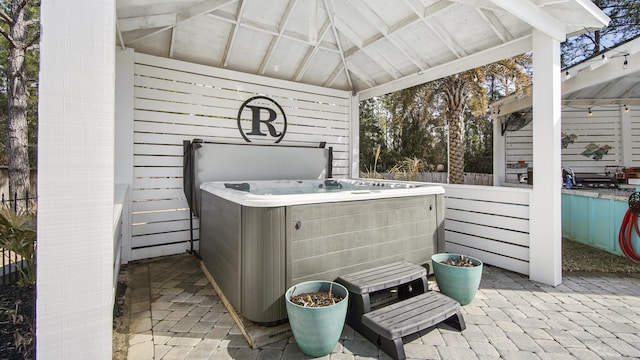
[431,253,483,305]
[285,281,348,357]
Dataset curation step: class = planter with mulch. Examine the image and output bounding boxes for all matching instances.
[285,280,348,357]
[431,253,483,305]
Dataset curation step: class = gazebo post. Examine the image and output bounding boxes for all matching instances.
[37,0,116,358]
[350,95,361,178]
[493,118,507,186]
[529,29,563,286]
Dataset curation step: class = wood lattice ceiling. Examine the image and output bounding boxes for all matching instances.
[116,0,609,97]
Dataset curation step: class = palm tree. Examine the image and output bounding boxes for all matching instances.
[436,56,531,184]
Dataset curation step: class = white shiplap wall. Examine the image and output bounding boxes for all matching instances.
[505,105,637,177]
[505,121,533,182]
[561,106,622,173]
[443,184,531,276]
[128,53,352,260]
[625,107,640,164]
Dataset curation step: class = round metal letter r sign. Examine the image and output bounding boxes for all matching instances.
[237,96,287,143]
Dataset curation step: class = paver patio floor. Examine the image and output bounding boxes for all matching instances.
[117,254,640,360]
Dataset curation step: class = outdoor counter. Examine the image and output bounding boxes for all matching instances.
[561,187,638,256]
[502,181,638,256]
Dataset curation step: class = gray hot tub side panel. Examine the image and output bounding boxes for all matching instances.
[241,207,287,323]
[199,192,242,311]
[201,191,444,323]
[285,195,443,286]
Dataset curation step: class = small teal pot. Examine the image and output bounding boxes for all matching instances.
[285,280,348,357]
[431,253,483,305]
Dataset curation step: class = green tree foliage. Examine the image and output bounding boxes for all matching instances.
[464,108,493,174]
[359,98,393,173]
[0,206,36,286]
[360,55,530,182]
[360,85,449,174]
[562,0,640,67]
[382,85,435,162]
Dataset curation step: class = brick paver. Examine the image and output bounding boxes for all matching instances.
[120,254,640,359]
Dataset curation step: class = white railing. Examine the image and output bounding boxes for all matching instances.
[442,184,532,276]
[113,184,129,308]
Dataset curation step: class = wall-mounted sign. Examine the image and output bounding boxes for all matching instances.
[237,96,287,143]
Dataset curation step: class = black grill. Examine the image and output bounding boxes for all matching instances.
[574,174,619,189]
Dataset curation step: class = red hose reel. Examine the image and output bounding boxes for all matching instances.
[618,192,640,263]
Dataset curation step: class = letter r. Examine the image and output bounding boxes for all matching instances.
[246,105,281,137]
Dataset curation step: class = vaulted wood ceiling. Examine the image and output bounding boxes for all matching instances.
[116,0,609,96]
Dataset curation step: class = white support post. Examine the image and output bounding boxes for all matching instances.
[621,105,633,167]
[493,116,506,186]
[37,1,116,359]
[115,48,135,264]
[529,30,562,286]
[350,94,361,178]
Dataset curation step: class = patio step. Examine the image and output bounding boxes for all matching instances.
[335,261,465,360]
[335,261,428,334]
[362,291,465,360]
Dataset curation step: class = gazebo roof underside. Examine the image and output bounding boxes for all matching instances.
[491,35,640,115]
[116,0,608,97]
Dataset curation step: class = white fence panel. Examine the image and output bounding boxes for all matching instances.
[128,53,352,260]
[443,184,531,276]
[630,107,640,163]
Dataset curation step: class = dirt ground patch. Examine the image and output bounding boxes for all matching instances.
[563,238,640,273]
[112,276,130,360]
[0,284,35,360]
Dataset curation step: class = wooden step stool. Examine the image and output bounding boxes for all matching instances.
[362,291,465,360]
[335,261,428,334]
[335,261,465,360]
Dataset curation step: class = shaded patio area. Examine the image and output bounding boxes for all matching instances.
[115,254,640,360]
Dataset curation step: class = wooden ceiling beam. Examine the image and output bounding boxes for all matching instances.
[422,0,454,17]
[222,0,246,68]
[333,15,364,49]
[119,0,237,45]
[323,0,354,90]
[489,0,566,41]
[294,19,331,81]
[404,0,466,59]
[206,10,340,53]
[176,0,239,23]
[323,63,345,88]
[476,8,513,42]
[118,13,177,33]
[349,0,424,72]
[258,0,298,75]
[347,60,377,89]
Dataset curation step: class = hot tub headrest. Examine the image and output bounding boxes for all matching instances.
[225,183,251,192]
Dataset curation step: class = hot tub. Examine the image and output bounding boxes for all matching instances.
[199,178,445,323]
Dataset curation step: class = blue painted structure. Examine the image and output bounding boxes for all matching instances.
[562,189,640,256]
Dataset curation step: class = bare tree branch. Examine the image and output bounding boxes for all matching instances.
[0,9,14,25]
[24,17,38,27]
[0,25,16,47]
[18,0,28,12]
